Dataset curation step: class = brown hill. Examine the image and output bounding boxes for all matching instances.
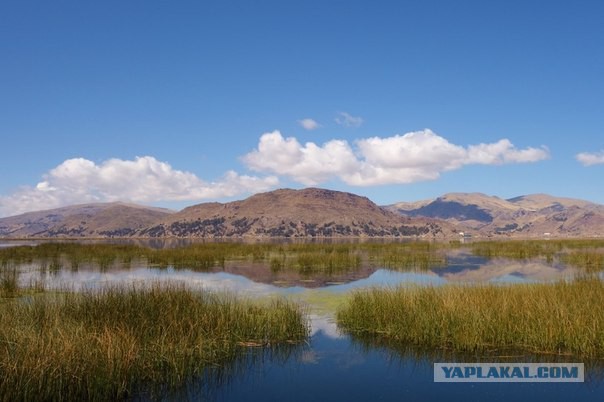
[0,202,174,238]
[137,188,450,238]
[386,192,604,238]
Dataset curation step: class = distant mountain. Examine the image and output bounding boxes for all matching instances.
[385,192,604,238]
[3,189,599,239]
[0,202,174,238]
[505,194,595,210]
[136,188,449,238]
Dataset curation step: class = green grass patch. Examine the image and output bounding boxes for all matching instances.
[290,289,353,315]
[337,278,604,358]
[0,284,308,400]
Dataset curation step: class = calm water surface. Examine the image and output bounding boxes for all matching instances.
[3,241,603,401]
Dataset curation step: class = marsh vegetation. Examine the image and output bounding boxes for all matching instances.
[1,239,604,400]
[337,278,604,358]
[470,239,604,259]
[0,241,450,276]
[0,284,307,400]
[3,239,602,276]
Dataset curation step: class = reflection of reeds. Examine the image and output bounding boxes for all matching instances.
[0,284,308,400]
[471,239,604,259]
[337,278,604,358]
[370,250,446,270]
[167,343,308,400]
[0,266,19,298]
[5,240,601,277]
[0,242,449,275]
[562,251,604,273]
[471,240,563,259]
[346,334,604,385]
[471,239,604,272]
[361,242,447,271]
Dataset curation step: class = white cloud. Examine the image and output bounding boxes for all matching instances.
[298,118,321,131]
[576,150,604,166]
[466,139,549,164]
[357,131,467,170]
[334,112,363,128]
[242,129,550,186]
[242,131,358,185]
[0,156,278,217]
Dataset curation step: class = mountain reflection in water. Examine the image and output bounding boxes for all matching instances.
[4,242,604,401]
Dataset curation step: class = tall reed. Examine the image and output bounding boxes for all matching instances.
[0,284,308,400]
[471,239,604,260]
[562,251,604,273]
[0,267,18,298]
[337,278,604,358]
[0,241,449,275]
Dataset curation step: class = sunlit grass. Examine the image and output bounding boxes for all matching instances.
[471,239,604,259]
[0,284,308,400]
[471,240,562,259]
[337,278,604,358]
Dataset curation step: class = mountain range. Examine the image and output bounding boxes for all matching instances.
[0,188,602,239]
[385,192,604,238]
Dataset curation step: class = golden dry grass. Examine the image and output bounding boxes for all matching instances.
[338,278,604,358]
[0,284,308,400]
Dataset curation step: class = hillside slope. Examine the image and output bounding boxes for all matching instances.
[386,192,604,237]
[0,203,174,238]
[137,188,450,238]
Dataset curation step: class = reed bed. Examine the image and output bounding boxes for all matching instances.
[0,241,448,275]
[4,239,604,279]
[471,240,563,259]
[369,250,446,270]
[562,251,604,273]
[471,239,604,259]
[0,263,45,300]
[268,244,363,275]
[471,239,604,272]
[0,267,19,298]
[337,278,604,358]
[0,284,308,401]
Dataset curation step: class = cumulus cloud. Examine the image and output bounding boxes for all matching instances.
[242,131,358,185]
[576,150,604,166]
[334,112,363,128]
[242,129,549,186]
[297,118,321,131]
[0,156,278,217]
[466,139,549,164]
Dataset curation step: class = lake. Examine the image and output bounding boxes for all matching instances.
[2,240,603,401]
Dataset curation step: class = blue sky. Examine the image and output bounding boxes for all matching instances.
[1,0,603,217]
